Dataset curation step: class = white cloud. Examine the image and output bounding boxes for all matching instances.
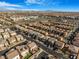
[0,1,23,10]
[0,1,21,7]
[25,0,61,7]
[6,7,40,11]
[6,7,18,10]
[25,0,44,5]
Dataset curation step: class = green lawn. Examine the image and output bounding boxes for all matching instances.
[24,53,32,59]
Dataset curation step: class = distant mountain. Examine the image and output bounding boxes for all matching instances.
[0,8,9,12]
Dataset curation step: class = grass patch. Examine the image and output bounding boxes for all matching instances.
[24,53,32,59]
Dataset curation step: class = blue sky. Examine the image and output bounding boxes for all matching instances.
[0,0,79,12]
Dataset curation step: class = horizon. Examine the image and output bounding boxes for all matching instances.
[0,0,79,12]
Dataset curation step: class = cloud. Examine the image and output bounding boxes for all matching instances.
[25,0,45,5]
[0,1,40,11]
[5,7,40,11]
[6,7,18,10]
[0,1,23,10]
[25,0,62,7]
[0,1,21,7]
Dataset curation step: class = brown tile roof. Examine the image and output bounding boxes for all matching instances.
[6,49,20,59]
[16,45,29,57]
[0,56,5,59]
[27,42,37,48]
[16,45,29,52]
[68,45,79,53]
[8,36,16,44]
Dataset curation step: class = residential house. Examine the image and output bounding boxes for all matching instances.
[16,45,29,58]
[27,42,38,54]
[55,41,65,49]
[0,34,3,40]
[4,28,10,32]
[6,49,20,59]
[0,28,4,33]
[4,40,9,47]
[2,32,10,39]
[0,55,5,59]
[0,40,7,51]
[9,31,17,36]
[77,52,79,59]
[15,35,24,42]
[68,45,79,54]
[8,36,17,45]
[72,33,79,47]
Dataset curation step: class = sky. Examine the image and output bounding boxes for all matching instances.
[0,0,79,12]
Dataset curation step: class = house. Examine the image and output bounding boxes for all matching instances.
[49,38,56,45]
[55,41,65,49]
[0,55,5,59]
[2,32,10,39]
[10,15,26,22]
[8,36,17,44]
[4,28,10,32]
[15,35,24,42]
[0,28,4,33]
[64,32,68,37]
[4,40,9,47]
[9,30,17,36]
[0,34,3,40]
[68,45,79,54]
[72,33,79,47]
[59,37,64,42]
[77,53,79,59]
[27,42,38,54]
[6,49,20,59]
[16,45,29,58]
[0,40,7,51]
